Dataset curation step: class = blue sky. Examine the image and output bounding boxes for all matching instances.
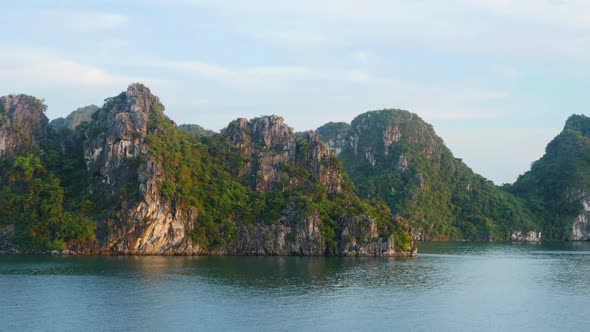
[1,0,589,184]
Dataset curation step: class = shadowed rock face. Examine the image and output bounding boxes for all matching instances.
[0,95,48,157]
[83,83,195,254]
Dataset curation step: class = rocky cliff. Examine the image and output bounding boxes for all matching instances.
[224,116,344,194]
[81,84,195,254]
[0,95,48,157]
[204,114,415,256]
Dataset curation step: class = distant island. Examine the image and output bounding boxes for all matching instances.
[0,83,588,256]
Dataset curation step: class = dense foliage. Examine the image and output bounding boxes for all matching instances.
[319,109,537,240]
[178,124,217,137]
[0,98,95,250]
[10,87,587,254]
[509,114,590,239]
[145,109,413,251]
[49,105,99,130]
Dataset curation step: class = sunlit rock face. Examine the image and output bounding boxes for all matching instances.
[572,197,590,241]
[510,231,542,242]
[225,116,345,194]
[83,83,194,254]
[0,94,48,157]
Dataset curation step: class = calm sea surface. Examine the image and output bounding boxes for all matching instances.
[1,242,589,331]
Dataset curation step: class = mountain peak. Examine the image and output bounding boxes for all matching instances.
[126,82,153,97]
[564,114,590,135]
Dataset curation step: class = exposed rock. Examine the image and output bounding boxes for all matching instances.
[510,231,542,242]
[225,115,296,192]
[572,197,590,240]
[0,94,48,157]
[226,116,345,194]
[316,122,351,156]
[383,124,401,156]
[84,83,195,254]
[221,210,325,256]
[397,153,408,172]
[0,224,15,251]
[339,215,417,256]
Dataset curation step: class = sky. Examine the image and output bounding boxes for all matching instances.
[1,0,589,184]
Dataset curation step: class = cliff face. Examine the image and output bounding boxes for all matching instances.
[211,115,413,256]
[318,110,538,241]
[510,115,590,240]
[82,84,195,254]
[572,197,590,240]
[316,122,350,156]
[225,116,344,194]
[0,95,48,157]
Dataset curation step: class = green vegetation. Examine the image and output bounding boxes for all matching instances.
[508,114,590,239]
[0,153,95,250]
[178,124,217,137]
[319,109,537,241]
[142,106,412,252]
[49,105,99,130]
[5,86,588,253]
[0,97,96,250]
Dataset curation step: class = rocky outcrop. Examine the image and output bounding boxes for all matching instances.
[510,230,542,242]
[83,83,195,254]
[316,122,350,156]
[0,94,48,157]
[340,215,414,256]
[571,197,590,240]
[206,208,325,256]
[226,115,296,192]
[226,116,345,194]
[0,224,16,251]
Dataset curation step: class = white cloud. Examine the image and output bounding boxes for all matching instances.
[134,58,404,93]
[0,47,162,88]
[161,0,590,59]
